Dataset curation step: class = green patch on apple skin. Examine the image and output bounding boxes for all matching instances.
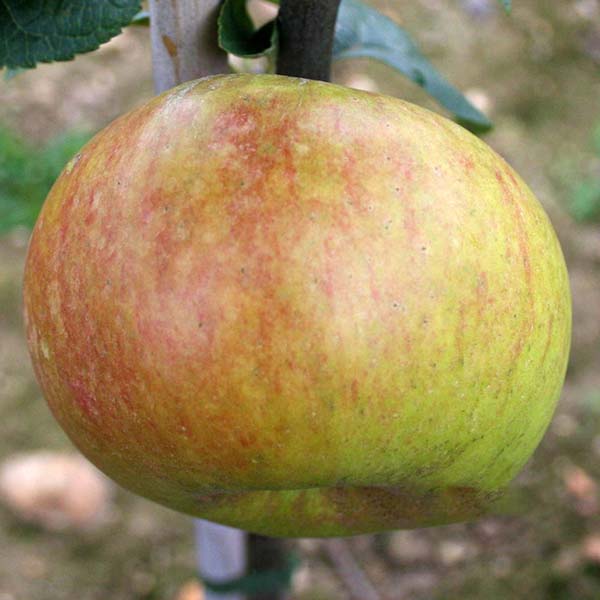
[187,485,525,538]
[23,74,570,538]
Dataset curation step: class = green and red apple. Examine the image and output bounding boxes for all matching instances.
[23,74,571,537]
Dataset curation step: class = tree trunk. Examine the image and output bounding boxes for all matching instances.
[147,1,337,598]
[149,0,228,93]
[194,521,247,600]
[148,4,246,600]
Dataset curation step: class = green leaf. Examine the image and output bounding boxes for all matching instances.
[0,126,91,234]
[0,0,141,69]
[130,10,150,26]
[218,0,278,59]
[333,0,492,132]
[498,0,512,13]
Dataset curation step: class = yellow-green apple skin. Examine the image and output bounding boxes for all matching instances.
[23,74,571,537]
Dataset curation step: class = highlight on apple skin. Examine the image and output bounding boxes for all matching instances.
[23,74,571,537]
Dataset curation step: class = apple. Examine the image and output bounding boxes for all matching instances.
[23,74,571,537]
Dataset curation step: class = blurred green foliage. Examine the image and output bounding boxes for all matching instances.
[0,127,91,234]
[567,124,600,224]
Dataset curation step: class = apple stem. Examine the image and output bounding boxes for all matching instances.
[276,0,342,82]
[148,0,228,93]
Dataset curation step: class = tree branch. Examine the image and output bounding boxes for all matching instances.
[276,0,342,82]
[324,540,381,600]
[149,0,229,93]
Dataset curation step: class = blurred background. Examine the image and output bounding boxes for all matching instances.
[1,0,599,598]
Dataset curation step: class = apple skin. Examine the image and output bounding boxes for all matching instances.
[23,74,571,537]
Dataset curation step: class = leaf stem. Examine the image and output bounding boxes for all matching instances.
[276,0,342,82]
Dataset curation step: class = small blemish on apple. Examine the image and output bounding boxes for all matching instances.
[65,153,81,175]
